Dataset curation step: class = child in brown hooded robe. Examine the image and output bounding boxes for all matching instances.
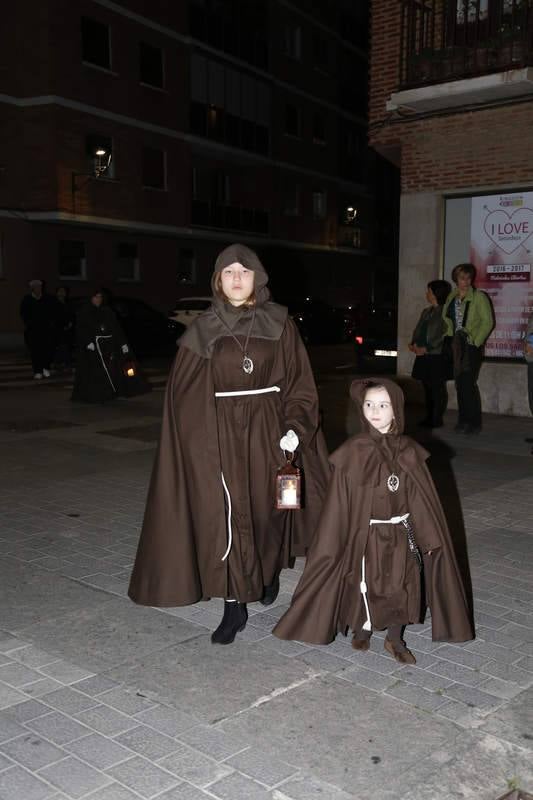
[274,377,474,663]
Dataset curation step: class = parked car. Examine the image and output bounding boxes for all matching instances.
[70,296,184,357]
[169,297,211,327]
[286,297,356,345]
[353,306,398,373]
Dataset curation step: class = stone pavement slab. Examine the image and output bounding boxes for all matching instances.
[0,376,532,799]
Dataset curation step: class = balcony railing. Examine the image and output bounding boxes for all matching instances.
[399,0,533,89]
[191,200,270,235]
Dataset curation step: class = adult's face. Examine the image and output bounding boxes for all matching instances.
[456,271,472,296]
[220,262,254,307]
[31,284,43,299]
[426,287,438,306]
[362,387,395,434]
[91,293,103,308]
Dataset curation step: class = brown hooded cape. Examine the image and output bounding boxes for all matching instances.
[274,377,474,644]
[128,244,330,606]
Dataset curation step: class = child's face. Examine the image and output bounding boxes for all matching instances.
[363,387,394,434]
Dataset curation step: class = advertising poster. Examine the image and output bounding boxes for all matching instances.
[470,191,533,358]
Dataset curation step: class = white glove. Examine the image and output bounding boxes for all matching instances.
[121,344,129,354]
[86,343,95,351]
[280,429,299,453]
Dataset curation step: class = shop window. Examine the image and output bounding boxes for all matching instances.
[142,146,166,190]
[115,243,140,282]
[59,241,86,280]
[81,17,111,70]
[139,42,164,88]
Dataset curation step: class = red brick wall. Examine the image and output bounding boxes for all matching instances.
[368,0,533,194]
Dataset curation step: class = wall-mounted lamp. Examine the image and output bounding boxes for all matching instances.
[346,206,358,223]
[72,145,112,195]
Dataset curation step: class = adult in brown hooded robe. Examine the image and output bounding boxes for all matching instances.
[274,377,474,663]
[129,244,329,644]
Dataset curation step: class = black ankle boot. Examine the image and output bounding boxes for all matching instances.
[211,601,248,645]
[260,573,280,606]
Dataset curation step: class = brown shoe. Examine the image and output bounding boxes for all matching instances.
[351,636,370,652]
[384,637,416,664]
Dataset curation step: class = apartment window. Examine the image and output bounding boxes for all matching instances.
[312,112,327,145]
[285,104,302,138]
[284,24,302,60]
[284,185,301,217]
[177,249,196,284]
[81,17,111,70]
[85,134,114,179]
[139,42,164,88]
[312,191,327,219]
[142,146,166,189]
[115,243,140,282]
[59,241,86,279]
[313,32,329,71]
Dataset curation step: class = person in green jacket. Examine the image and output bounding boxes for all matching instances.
[442,263,494,434]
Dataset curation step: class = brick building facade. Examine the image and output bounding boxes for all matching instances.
[369,0,533,416]
[0,0,391,345]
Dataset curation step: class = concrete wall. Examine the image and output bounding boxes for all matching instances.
[398,191,531,417]
[397,192,443,376]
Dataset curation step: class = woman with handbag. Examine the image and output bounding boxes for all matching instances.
[129,244,329,645]
[442,264,494,434]
[409,279,451,428]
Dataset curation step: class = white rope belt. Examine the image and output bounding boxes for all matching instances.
[369,513,410,525]
[360,513,410,632]
[220,472,232,562]
[215,385,280,397]
[95,335,116,393]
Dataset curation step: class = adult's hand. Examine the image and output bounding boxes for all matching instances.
[280,429,299,453]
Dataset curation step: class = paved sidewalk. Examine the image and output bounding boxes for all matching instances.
[0,374,532,800]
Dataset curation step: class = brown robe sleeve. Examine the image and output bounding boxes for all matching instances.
[274,463,354,644]
[281,317,322,448]
[128,344,228,606]
[407,461,474,643]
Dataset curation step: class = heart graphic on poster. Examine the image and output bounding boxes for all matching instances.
[483,207,533,255]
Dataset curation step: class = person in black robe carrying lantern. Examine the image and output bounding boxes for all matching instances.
[72,289,150,403]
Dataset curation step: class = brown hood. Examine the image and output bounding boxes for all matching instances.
[349,377,405,436]
[179,244,287,358]
[211,243,270,306]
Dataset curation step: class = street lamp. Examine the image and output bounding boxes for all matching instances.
[71,146,112,195]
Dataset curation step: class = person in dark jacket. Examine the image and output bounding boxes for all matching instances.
[274,378,474,664]
[128,244,330,646]
[409,279,451,428]
[20,279,56,379]
[72,289,150,403]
